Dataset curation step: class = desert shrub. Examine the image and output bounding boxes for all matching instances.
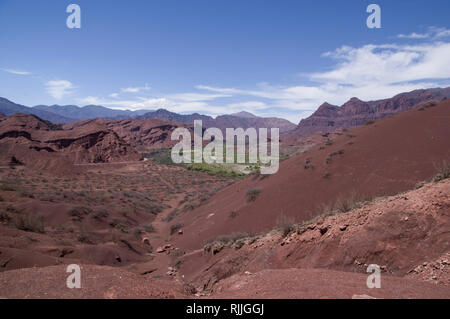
[181,203,195,212]
[432,160,450,182]
[276,214,295,237]
[329,150,345,157]
[19,191,35,199]
[92,209,109,220]
[325,139,334,145]
[229,210,239,218]
[164,208,180,222]
[333,193,367,213]
[77,230,93,244]
[0,194,3,202]
[365,120,376,125]
[14,213,45,233]
[204,232,249,254]
[418,101,437,111]
[142,224,156,233]
[323,173,332,179]
[67,206,93,221]
[415,181,426,189]
[0,183,17,192]
[246,188,261,202]
[147,202,164,214]
[170,222,184,235]
[0,210,10,222]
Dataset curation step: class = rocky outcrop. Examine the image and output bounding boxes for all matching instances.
[293,87,450,136]
[64,118,193,149]
[0,114,141,167]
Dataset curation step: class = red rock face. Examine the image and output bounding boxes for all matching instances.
[293,87,450,136]
[0,113,142,169]
[63,117,193,150]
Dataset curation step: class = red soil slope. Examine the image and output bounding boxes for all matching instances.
[177,179,449,294]
[211,268,449,299]
[171,100,450,251]
[0,265,187,299]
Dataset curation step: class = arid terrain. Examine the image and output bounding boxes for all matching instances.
[0,90,449,299]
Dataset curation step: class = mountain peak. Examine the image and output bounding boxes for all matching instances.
[230,111,258,119]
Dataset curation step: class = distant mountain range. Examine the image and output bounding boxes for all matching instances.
[33,104,152,121]
[0,97,297,132]
[1,86,449,136]
[137,109,297,132]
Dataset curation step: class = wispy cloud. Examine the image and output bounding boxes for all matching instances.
[197,40,450,111]
[397,26,450,39]
[45,80,76,100]
[1,68,32,75]
[121,84,151,93]
[168,92,231,102]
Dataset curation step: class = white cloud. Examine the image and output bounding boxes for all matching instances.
[121,84,151,93]
[109,93,119,98]
[168,92,231,102]
[397,32,429,39]
[227,101,267,109]
[397,26,450,40]
[78,27,450,123]
[1,68,32,75]
[45,80,76,99]
[197,41,450,112]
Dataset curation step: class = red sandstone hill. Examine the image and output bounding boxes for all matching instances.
[170,98,450,251]
[0,114,141,169]
[63,117,193,150]
[291,87,450,136]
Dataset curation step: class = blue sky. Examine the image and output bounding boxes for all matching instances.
[0,0,450,123]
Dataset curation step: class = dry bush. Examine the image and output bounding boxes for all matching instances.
[432,160,450,182]
[246,188,261,202]
[14,213,45,233]
[276,214,295,237]
[67,206,93,221]
[229,210,239,218]
[170,222,184,235]
[204,232,249,254]
[0,210,10,222]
